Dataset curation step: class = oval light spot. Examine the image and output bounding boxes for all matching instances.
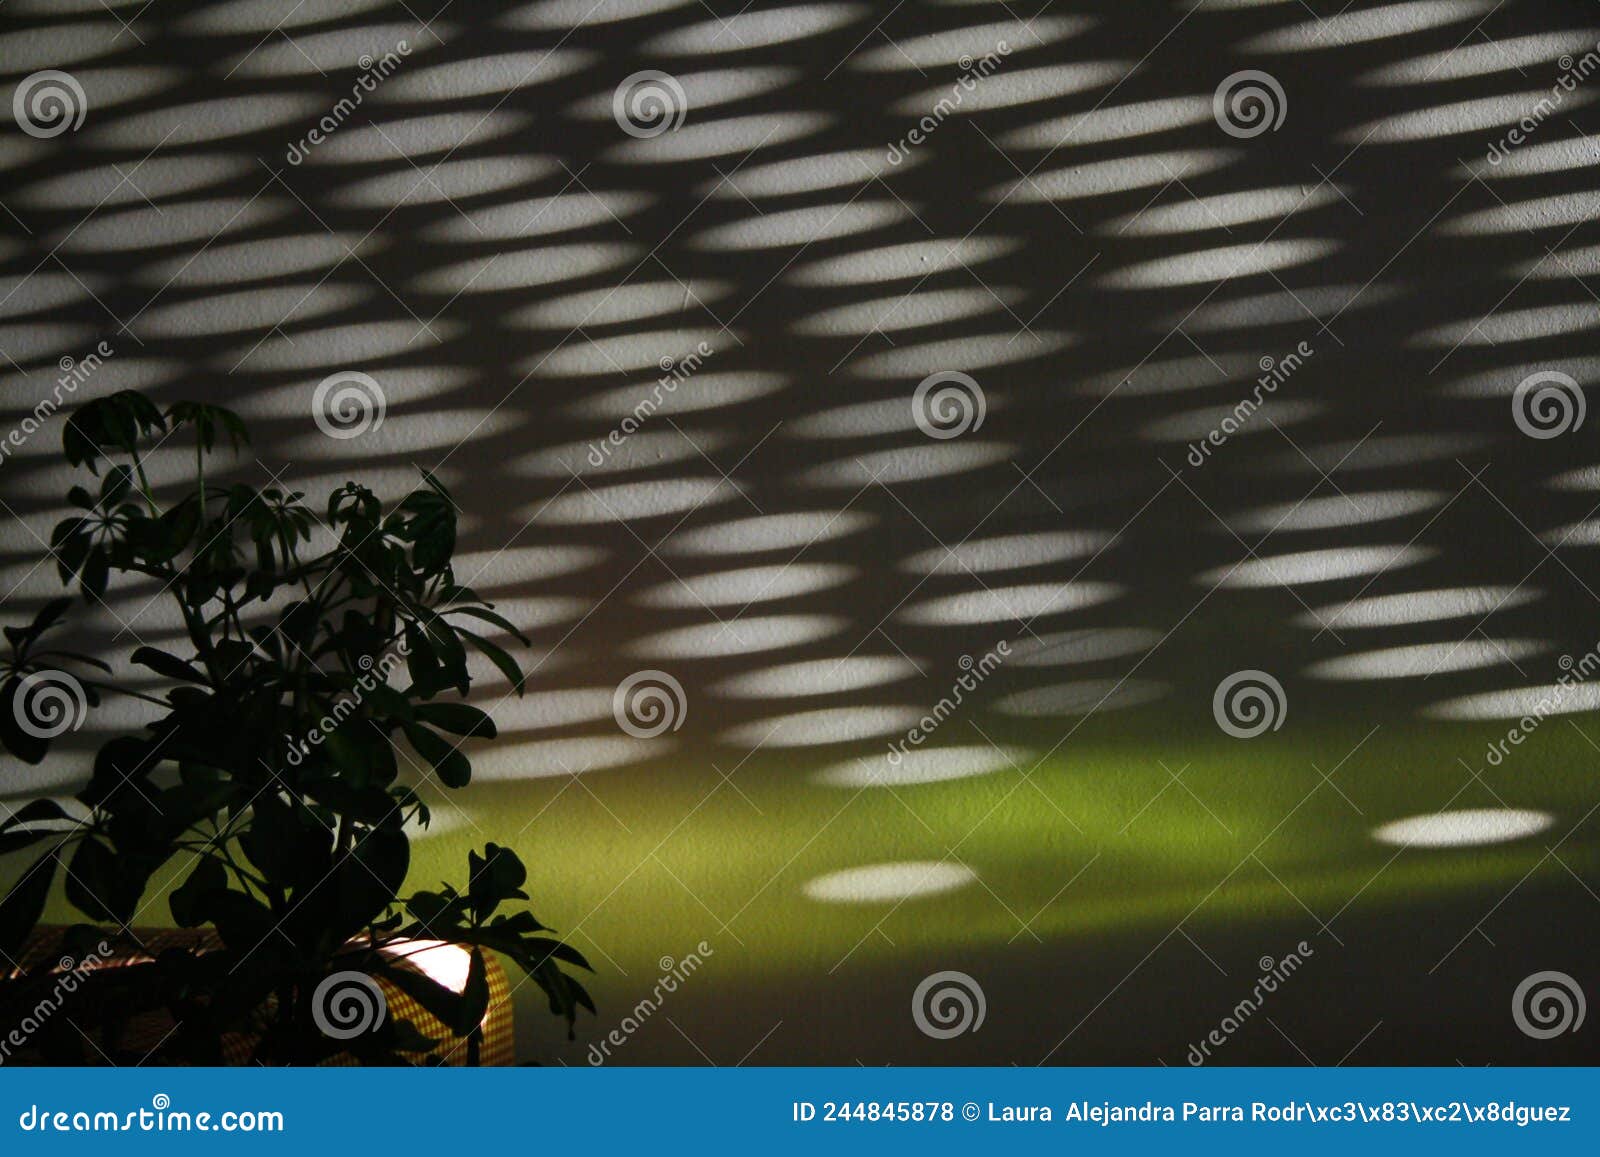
[802,861,977,903]
[1305,640,1545,681]
[1371,809,1553,848]
[721,706,925,747]
[814,746,1019,787]
[1423,682,1600,721]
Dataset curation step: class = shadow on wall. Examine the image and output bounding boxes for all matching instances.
[2,0,1600,1064]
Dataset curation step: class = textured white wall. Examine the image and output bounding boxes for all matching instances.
[2,0,1599,1064]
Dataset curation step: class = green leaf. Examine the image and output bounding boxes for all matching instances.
[82,736,158,808]
[332,828,410,935]
[363,684,413,724]
[405,890,463,929]
[488,909,546,936]
[415,615,469,698]
[527,937,593,971]
[170,856,227,927]
[146,500,200,563]
[392,473,456,575]
[100,466,134,506]
[80,550,109,603]
[456,628,525,695]
[24,597,73,641]
[0,800,76,856]
[322,728,374,788]
[63,390,165,474]
[64,837,136,923]
[403,622,441,698]
[442,605,529,645]
[402,724,470,788]
[466,843,527,920]
[457,947,490,1036]
[0,678,49,764]
[167,401,249,454]
[211,639,257,677]
[0,799,69,830]
[239,795,331,890]
[411,702,496,739]
[378,958,468,1033]
[30,650,111,675]
[171,867,274,952]
[131,646,206,685]
[305,780,397,826]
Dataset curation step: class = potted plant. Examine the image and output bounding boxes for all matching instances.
[0,390,593,1064]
